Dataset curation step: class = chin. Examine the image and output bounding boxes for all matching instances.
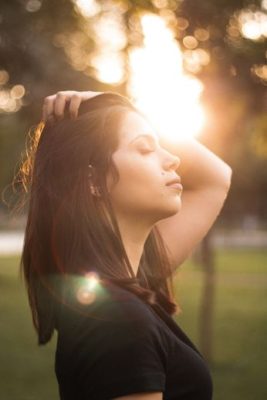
[166,205,181,218]
[167,196,182,213]
[155,200,182,222]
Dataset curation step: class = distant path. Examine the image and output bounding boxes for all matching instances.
[0,231,24,255]
[180,270,267,288]
[216,273,267,287]
[0,229,267,255]
[211,229,267,248]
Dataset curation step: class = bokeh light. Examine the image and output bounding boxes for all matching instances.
[238,9,267,41]
[183,35,199,50]
[89,10,127,84]
[74,0,100,18]
[194,28,210,42]
[0,84,25,113]
[91,51,125,84]
[0,70,9,85]
[176,17,189,30]
[10,85,25,99]
[251,64,267,82]
[25,0,42,13]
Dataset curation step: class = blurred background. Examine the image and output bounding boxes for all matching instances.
[0,0,266,399]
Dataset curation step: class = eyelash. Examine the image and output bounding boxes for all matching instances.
[138,147,155,154]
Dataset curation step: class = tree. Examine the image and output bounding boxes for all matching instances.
[1,0,266,218]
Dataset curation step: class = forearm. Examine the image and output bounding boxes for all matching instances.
[160,137,232,191]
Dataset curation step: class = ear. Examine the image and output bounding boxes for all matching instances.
[89,184,101,197]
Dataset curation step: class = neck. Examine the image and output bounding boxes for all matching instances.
[116,215,153,277]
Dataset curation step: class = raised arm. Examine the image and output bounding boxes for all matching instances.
[156,136,232,270]
[41,90,233,271]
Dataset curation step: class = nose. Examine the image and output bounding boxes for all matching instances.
[162,149,181,171]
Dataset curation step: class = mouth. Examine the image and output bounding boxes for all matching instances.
[167,182,183,191]
[166,177,183,191]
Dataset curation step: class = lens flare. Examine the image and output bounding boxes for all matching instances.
[76,271,99,305]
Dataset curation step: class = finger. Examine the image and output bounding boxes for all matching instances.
[54,92,70,119]
[69,91,104,119]
[81,91,103,101]
[69,94,82,119]
[42,95,56,122]
[47,114,56,126]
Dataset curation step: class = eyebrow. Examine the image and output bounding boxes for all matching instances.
[130,134,159,145]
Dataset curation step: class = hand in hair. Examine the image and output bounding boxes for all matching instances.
[42,90,103,123]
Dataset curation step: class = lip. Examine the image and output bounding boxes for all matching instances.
[166,177,182,186]
[167,183,183,191]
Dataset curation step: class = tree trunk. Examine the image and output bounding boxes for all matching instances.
[198,229,216,365]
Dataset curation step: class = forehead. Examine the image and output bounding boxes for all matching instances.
[118,111,158,145]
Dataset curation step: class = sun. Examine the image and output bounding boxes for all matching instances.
[127,13,206,142]
[75,6,207,142]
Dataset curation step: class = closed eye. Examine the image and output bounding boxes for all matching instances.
[138,147,155,154]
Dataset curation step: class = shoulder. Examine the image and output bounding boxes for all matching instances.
[57,280,158,335]
[56,283,168,400]
[56,281,169,365]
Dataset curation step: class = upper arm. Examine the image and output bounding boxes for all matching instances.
[112,391,163,400]
[156,184,231,270]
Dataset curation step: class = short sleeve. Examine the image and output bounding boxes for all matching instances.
[60,296,168,400]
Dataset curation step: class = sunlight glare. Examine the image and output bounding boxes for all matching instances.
[90,12,126,84]
[239,9,267,40]
[128,13,205,141]
[242,20,262,40]
[74,0,100,18]
[91,52,125,84]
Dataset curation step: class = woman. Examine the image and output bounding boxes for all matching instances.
[20,90,232,400]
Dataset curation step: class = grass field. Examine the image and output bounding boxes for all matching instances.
[0,249,267,400]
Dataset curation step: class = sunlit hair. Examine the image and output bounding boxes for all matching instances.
[16,92,181,345]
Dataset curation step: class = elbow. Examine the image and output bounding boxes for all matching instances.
[221,164,233,192]
[226,165,233,189]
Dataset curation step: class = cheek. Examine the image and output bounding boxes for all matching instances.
[108,151,149,187]
[107,163,181,219]
[106,152,181,217]
[111,155,160,194]
[107,156,165,209]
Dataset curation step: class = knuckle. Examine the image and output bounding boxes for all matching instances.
[72,93,80,101]
[44,96,52,105]
[57,91,66,98]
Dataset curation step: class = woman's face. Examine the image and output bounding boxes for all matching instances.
[106,111,182,225]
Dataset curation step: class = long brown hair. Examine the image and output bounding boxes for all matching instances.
[17,92,180,345]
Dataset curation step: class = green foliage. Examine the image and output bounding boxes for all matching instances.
[0,0,266,219]
[0,0,101,201]
[1,0,89,91]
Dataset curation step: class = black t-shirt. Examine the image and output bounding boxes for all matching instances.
[55,280,213,400]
